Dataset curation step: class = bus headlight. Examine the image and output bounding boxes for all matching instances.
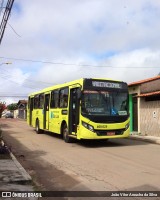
[125,123,130,131]
[82,121,94,132]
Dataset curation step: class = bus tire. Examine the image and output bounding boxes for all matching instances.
[35,119,41,134]
[62,124,73,143]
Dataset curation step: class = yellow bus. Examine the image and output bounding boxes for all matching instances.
[27,78,130,142]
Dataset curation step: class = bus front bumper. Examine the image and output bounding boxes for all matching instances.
[77,125,130,140]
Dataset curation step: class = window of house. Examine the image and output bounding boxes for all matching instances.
[145,95,160,101]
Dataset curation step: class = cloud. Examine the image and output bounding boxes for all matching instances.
[106,48,160,82]
[0,0,160,103]
[3,0,160,57]
[35,48,160,87]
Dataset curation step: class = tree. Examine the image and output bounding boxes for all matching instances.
[7,103,18,111]
[0,101,6,118]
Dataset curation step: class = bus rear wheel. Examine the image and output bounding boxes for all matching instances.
[35,119,41,134]
[62,124,73,143]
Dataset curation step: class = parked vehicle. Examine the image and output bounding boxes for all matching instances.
[5,113,14,118]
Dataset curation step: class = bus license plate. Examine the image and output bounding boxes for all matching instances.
[107,131,115,136]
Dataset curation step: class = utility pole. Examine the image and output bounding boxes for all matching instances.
[0,0,14,45]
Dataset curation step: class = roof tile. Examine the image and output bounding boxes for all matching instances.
[137,91,160,97]
[129,75,160,86]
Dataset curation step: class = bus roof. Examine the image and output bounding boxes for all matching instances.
[28,78,126,97]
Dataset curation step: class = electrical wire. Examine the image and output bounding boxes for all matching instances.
[1,56,159,68]
[0,67,53,89]
[8,23,21,37]
[0,72,46,90]
[0,95,28,97]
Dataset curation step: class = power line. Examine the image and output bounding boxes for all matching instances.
[8,23,21,37]
[0,63,53,85]
[0,56,102,67]
[0,73,47,90]
[0,56,160,68]
[0,95,28,97]
[0,67,53,89]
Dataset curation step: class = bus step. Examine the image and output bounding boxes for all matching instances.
[43,129,49,132]
[68,134,77,138]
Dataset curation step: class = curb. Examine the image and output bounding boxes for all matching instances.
[10,152,32,184]
[129,135,160,145]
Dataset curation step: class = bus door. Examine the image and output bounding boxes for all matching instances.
[29,97,34,126]
[69,87,81,134]
[44,94,50,130]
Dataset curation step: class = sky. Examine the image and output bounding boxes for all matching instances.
[0,0,160,104]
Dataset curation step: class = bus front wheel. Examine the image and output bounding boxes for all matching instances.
[62,124,73,143]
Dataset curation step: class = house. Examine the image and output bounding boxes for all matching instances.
[17,100,28,119]
[128,75,160,136]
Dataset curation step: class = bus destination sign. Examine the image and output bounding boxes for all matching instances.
[92,81,122,89]
[83,79,128,90]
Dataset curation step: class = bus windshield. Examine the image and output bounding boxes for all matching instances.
[81,90,128,116]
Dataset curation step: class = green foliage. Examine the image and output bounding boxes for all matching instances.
[7,103,18,111]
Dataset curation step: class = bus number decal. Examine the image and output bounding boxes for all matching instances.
[62,110,68,115]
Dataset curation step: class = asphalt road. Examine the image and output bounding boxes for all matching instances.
[1,118,160,199]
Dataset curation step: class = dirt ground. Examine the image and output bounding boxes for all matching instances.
[1,118,160,200]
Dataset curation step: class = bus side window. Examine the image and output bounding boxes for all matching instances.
[34,95,39,109]
[50,90,59,108]
[59,87,69,108]
[39,94,44,109]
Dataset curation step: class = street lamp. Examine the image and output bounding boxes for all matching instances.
[0,62,12,66]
